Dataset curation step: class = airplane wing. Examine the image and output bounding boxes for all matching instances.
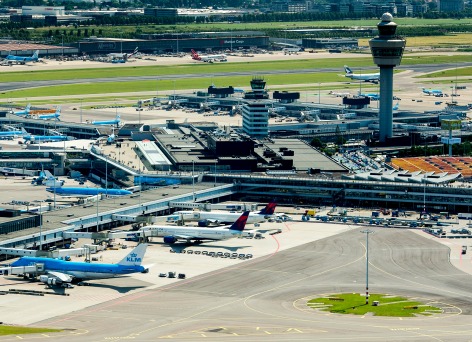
[174,234,194,240]
[174,234,218,241]
[47,271,73,283]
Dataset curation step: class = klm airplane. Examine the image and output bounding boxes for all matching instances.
[47,186,132,197]
[5,50,39,65]
[24,134,74,143]
[1,244,149,286]
[92,115,121,127]
[38,106,61,121]
[12,103,31,117]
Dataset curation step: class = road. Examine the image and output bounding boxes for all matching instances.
[29,228,472,341]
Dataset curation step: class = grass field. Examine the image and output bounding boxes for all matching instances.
[359,33,472,47]
[1,54,471,84]
[0,54,469,99]
[0,326,61,336]
[417,66,472,78]
[308,293,442,317]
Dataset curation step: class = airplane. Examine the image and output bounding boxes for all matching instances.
[358,93,380,101]
[108,47,139,60]
[92,114,121,127]
[283,47,303,54]
[23,134,74,143]
[31,169,64,187]
[4,50,39,65]
[393,102,400,111]
[422,88,443,96]
[140,211,251,244]
[12,103,31,117]
[329,91,350,98]
[37,106,60,121]
[46,186,132,197]
[344,65,380,83]
[0,243,149,286]
[167,201,278,226]
[0,126,27,139]
[191,49,227,62]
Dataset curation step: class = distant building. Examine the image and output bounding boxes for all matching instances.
[22,6,65,16]
[302,38,358,49]
[144,7,178,18]
[439,0,464,12]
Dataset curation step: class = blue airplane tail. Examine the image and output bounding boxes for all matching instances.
[229,211,250,231]
[117,243,147,266]
[344,65,353,74]
[258,201,277,215]
[32,50,39,60]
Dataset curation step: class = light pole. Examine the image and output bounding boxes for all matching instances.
[318,83,321,104]
[80,98,83,124]
[192,161,195,202]
[52,163,57,209]
[360,229,373,305]
[61,34,64,59]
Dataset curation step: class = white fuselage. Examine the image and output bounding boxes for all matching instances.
[141,225,252,241]
[346,73,380,81]
[170,211,268,224]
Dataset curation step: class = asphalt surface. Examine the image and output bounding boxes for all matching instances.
[25,227,472,341]
[1,63,471,93]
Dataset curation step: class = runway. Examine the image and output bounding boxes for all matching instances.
[29,227,472,341]
[0,63,471,93]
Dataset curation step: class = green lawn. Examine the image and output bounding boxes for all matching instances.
[0,72,346,99]
[308,293,441,317]
[1,55,471,84]
[417,66,472,78]
[0,325,61,336]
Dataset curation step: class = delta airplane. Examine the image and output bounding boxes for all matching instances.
[23,134,74,143]
[46,186,132,197]
[0,243,149,286]
[167,201,277,226]
[191,49,227,62]
[12,103,31,117]
[4,50,39,65]
[37,106,60,121]
[422,88,443,96]
[92,114,121,127]
[344,65,380,83]
[141,211,251,244]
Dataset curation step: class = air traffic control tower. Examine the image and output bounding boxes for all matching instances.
[369,13,406,143]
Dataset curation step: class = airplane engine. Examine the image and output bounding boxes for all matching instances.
[163,236,177,244]
[198,219,209,227]
[39,275,60,286]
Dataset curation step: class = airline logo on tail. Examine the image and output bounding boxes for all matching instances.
[344,65,353,74]
[32,50,39,60]
[258,201,277,215]
[229,211,250,231]
[118,243,147,266]
[191,49,201,61]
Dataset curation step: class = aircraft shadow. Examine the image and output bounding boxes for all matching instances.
[168,244,253,253]
[79,283,147,293]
